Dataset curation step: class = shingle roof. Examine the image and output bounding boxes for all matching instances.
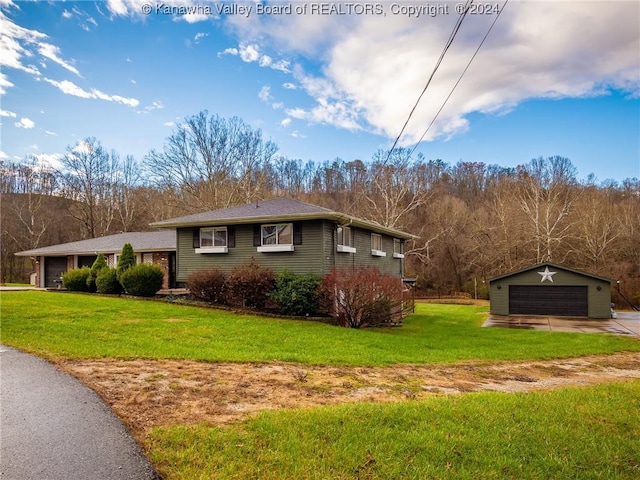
[15,231,176,257]
[488,262,612,283]
[150,197,418,240]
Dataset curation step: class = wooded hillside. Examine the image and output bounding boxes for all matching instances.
[2,112,638,305]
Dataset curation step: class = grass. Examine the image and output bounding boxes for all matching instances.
[2,291,639,479]
[146,381,640,480]
[1,291,639,365]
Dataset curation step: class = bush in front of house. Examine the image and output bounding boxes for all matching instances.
[271,270,321,316]
[187,268,228,304]
[319,266,404,328]
[95,267,124,294]
[119,263,164,297]
[116,243,136,281]
[227,258,276,309]
[86,253,108,292]
[62,267,92,292]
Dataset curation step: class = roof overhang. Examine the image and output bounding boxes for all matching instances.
[488,262,613,284]
[151,212,419,240]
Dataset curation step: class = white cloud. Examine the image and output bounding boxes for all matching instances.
[239,43,260,62]
[38,43,81,76]
[286,108,307,120]
[33,152,64,170]
[62,10,73,19]
[258,85,272,103]
[45,130,57,136]
[0,151,8,160]
[106,0,213,23]
[282,82,297,90]
[219,43,290,73]
[163,121,176,127]
[141,100,164,113]
[225,1,640,144]
[194,32,208,43]
[0,72,14,94]
[15,117,35,129]
[0,109,17,117]
[280,118,291,128]
[43,77,140,107]
[290,131,306,139]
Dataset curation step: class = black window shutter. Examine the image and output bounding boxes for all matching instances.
[253,225,261,247]
[228,226,235,248]
[293,223,302,245]
[193,228,200,249]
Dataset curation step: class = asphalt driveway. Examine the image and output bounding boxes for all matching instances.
[483,311,640,335]
[0,345,159,480]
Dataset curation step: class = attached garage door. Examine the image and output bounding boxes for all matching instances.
[44,257,67,287]
[509,285,588,317]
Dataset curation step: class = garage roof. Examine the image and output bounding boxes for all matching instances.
[15,231,176,257]
[489,262,612,284]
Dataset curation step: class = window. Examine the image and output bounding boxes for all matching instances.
[337,226,356,253]
[258,223,294,252]
[371,233,386,257]
[393,239,404,259]
[196,227,228,253]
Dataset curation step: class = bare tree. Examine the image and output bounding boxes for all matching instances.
[58,138,120,238]
[364,148,432,229]
[144,111,278,211]
[516,156,579,263]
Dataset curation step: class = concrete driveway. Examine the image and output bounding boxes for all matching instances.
[483,311,640,336]
[0,345,159,480]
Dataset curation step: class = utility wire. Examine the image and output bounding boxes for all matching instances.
[385,0,473,164]
[409,0,510,158]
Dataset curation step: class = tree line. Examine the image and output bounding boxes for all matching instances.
[2,110,638,305]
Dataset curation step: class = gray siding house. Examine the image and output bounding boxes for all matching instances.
[151,197,417,285]
[489,262,612,319]
[15,231,176,289]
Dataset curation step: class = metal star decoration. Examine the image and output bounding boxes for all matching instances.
[538,266,557,283]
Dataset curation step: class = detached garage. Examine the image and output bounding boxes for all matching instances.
[489,262,612,319]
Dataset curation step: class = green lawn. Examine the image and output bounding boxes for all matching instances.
[2,291,639,479]
[147,381,640,480]
[1,291,639,364]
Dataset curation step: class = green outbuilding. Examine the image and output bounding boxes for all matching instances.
[489,262,612,319]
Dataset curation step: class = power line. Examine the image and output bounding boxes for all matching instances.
[410,0,510,158]
[385,0,473,164]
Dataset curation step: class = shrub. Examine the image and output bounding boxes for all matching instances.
[271,270,321,316]
[227,259,276,309]
[319,266,404,328]
[86,253,108,292]
[116,243,136,281]
[95,267,123,294]
[187,269,228,304]
[62,267,92,292]
[119,263,164,297]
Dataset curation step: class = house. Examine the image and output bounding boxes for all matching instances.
[489,262,612,319]
[150,197,418,286]
[15,231,176,289]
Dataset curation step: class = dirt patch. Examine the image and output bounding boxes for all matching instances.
[56,352,640,438]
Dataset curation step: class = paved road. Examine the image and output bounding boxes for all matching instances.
[0,345,159,480]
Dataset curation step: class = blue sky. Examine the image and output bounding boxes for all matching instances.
[2,0,639,183]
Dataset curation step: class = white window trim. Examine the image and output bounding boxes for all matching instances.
[195,246,229,254]
[257,244,295,253]
[200,226,228,250]
[393,239,404,259]
[337,226,356,254]
[371,233,386,257]
[259,223,293,252]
